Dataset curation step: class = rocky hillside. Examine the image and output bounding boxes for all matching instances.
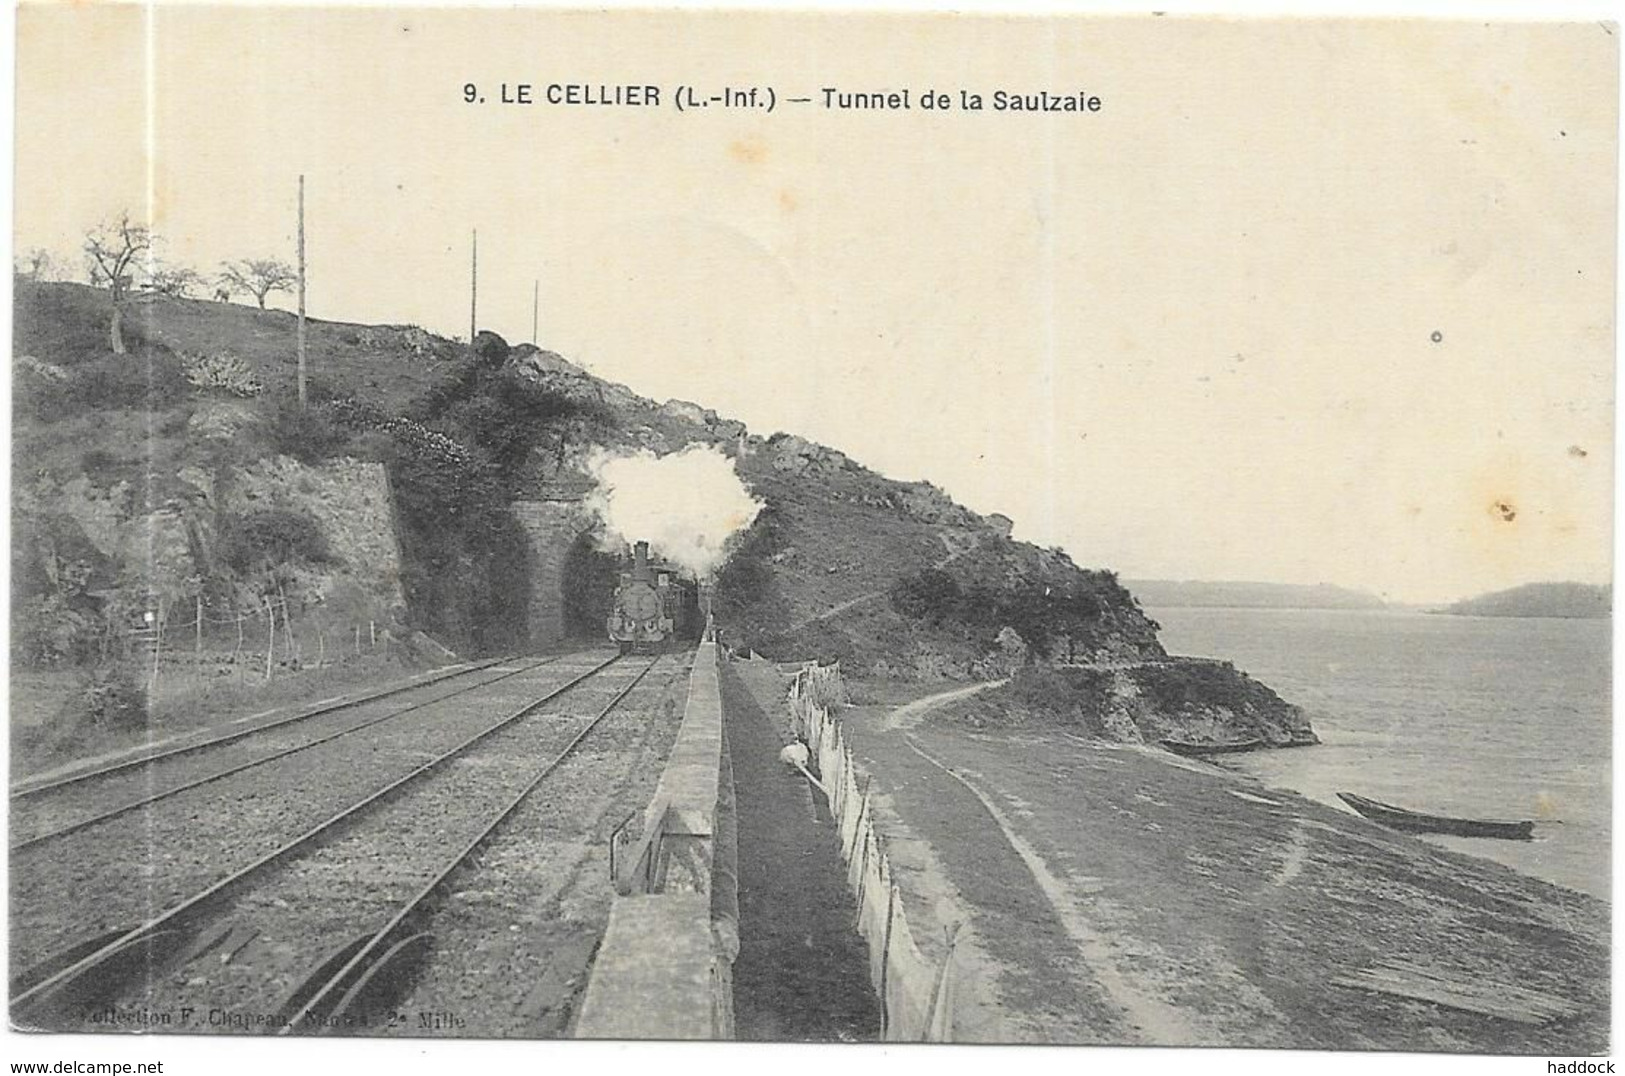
[14,278,1308,745]
[955,661,1317,748]
[507,345,1166,677]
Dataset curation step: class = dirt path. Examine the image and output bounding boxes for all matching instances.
[784,530,982,634]
[902,733,1204,1044]
[719,662,880,1041]
[885,680,1004,731]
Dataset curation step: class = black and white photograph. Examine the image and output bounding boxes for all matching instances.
[4,1,1616,1067]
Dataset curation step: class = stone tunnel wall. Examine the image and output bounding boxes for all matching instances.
[510,500,594,651]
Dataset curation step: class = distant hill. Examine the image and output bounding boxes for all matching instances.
[1437,583,1611,620]
[1126,580,1387,611]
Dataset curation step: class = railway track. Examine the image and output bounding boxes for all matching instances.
[8,650,621,979]
[11,658,513,799]
[12,651,678,1034]
[385,651,694,1036]
[10,655,565,851]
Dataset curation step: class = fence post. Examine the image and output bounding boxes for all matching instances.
[849,777,873,865]
[370,620,377,649]
[149,598,164,697]
[878,884,898,1039]
[852,827,874,930]
[923,922,964,1043]
[265,599,276,681]
[278,588,295,660]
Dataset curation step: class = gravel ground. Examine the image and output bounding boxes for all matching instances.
[9,651,618,979]
[10,659,557,847]
[380,655,691,1038]
[45,656,667,1034]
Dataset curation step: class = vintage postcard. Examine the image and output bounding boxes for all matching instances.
[6,1,1614,1065]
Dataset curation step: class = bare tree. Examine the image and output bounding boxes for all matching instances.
[147,262,203,298]
[15,247,55,281]
[84,212,152,354]
[219,258,296,309]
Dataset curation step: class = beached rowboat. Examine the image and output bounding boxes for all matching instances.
[1336,792,1535,841]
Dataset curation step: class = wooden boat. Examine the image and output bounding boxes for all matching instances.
[1160,737,1263,757]
[1337,792,1535,841]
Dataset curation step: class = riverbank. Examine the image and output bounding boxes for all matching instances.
[737,661,1609,1051]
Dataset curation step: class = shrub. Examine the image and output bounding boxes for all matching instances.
[181,350,263,397]
[1127,660,1278,717]
[889,568,966,621]
[11,594,101,666]
[60,348,190,413]
[76,664,150,731]
[267,398,353,463]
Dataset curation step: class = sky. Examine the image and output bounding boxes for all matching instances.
[13,6,1617,604]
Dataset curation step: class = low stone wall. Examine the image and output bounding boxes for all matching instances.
[573,638,737,1039]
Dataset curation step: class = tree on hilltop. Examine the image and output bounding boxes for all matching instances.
[15,247,56,281]
[83,212,151,354]
[147,262,203,298]
[219,258,297,309]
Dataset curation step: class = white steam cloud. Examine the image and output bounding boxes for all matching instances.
[584,444,763,578]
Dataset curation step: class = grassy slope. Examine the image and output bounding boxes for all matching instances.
[17,282,456,409]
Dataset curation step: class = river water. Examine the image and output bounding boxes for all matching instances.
[1147,607,1612,900]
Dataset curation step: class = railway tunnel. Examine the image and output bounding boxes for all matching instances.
[562,532,621,641]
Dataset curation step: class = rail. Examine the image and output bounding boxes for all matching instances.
[10,654,625,1025]
[10,657,513,798]
[11,656,566,853]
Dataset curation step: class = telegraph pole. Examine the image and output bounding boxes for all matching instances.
[297,174,307,408]
[532,278,539,343]
[469,228,478,345]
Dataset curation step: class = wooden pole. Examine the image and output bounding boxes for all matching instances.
[469,228,478,345]
[149,599,164,697]
[532,278,538,342]
[297,174,307,409]
[195,595,203,653]
[878,885,898,1037]
[265,600,276,681]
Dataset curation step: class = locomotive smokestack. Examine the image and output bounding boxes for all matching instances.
[634,540,650,571]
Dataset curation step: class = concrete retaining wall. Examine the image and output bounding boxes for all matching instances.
[573,638,737,1039]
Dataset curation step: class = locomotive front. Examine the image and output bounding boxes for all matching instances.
[607,540,675,653]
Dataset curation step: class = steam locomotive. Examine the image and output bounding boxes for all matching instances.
[607,541,678,653]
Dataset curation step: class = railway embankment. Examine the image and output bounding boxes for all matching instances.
[777,666,1608,1051]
